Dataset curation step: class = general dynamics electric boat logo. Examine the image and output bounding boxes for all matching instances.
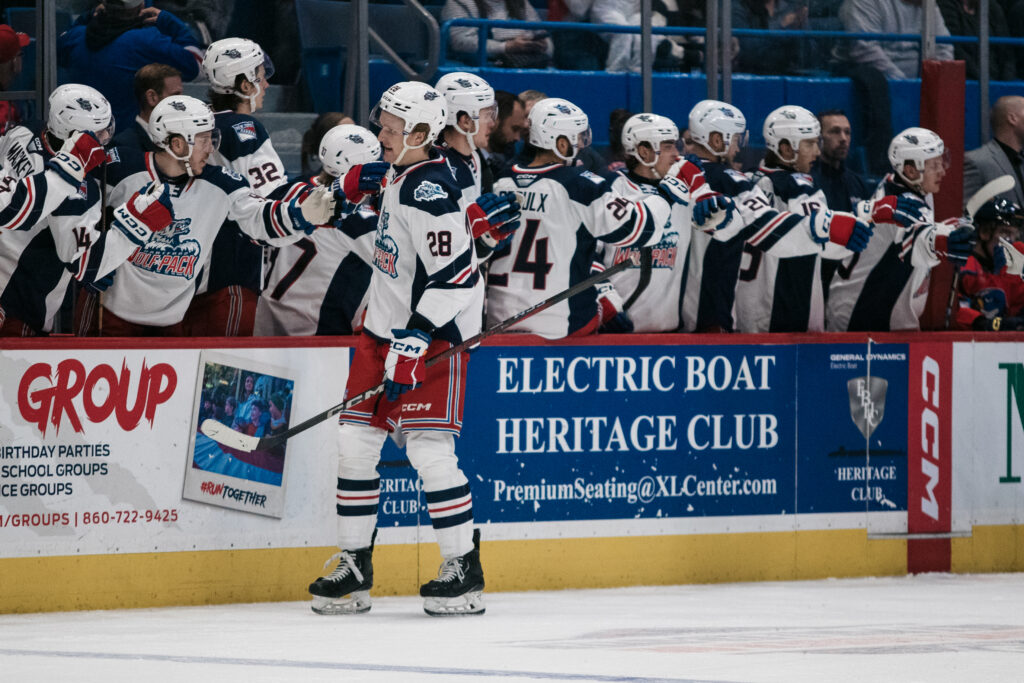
[847,376,887,439]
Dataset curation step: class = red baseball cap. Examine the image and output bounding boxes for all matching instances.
[0,25,31,64]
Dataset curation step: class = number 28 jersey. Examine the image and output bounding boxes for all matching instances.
[489,163,669,339]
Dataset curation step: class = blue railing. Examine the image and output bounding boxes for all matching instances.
[440,18,1024,68]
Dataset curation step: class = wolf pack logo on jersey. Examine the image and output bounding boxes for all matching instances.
[614,229,678,269]
[220,167,244,182]
[373,234,399,278]
[847,376,887,439]
[580,170,603,185]
[413,180,447,202]
[232,121,258,143]
[129,217,201,279]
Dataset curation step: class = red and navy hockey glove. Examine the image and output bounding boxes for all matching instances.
[596,283,634,333]
[826,211,873,252]
[935,218,976,265]
[383,328,432,401]
[46,131,106,188]
[110,182,174,246]
[468,191,521,248]
[336,161,390,204]
[870,194,927,228]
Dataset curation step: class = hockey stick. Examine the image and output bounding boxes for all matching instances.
[200,251,642,453]
[945,174,1016,328]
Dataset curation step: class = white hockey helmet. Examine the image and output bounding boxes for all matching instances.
[763,105,820,163]
[435,71,496,150]
[688,99,747,157]
[528,97,592,163]
[147,95,220,176]
[622,113,679,170]
[370,81,447,164]
[888,127,947,188]
[202,37,274,109]
[319,124,382,178]
[47,84,115,146]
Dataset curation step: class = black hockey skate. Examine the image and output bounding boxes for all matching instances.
[420,528,485,616]
[309,529,376,615]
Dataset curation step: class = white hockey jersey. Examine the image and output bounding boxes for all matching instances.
[362,149,480,344]
[601,170,691,333]
[827,175,944,332]
[0,126,142,332]
[733,167,854,333]
[201,111,290,295]
[681,160,834,332]
[254,195,377,336]
[102,148,309,326]
[489,162,669,339]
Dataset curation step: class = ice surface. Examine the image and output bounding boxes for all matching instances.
[1,573,1022,682]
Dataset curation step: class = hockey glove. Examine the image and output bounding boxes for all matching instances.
[110,182,174,247]
[997,238,1024,277]
[692,194,734,230]
[336,162,390,204]
[46,131,106,188]
[870,194,927,228]
[287,186,336,234]
[934,218,975,265]
[597,283,634,333]
[384,328,432,401]
[973,314,1024,331]
[468,191,521,248]
[826,212,873,252]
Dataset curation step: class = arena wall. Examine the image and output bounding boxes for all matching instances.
[0,332,1021,613]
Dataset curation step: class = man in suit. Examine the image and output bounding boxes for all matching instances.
[964,95,1024,207]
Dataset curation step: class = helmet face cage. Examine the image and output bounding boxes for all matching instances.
[528,98,591,163]
[319,124,382,177]
[47,84,115,146]
[763,106,820,163]
[623,114,679,168]
[689,100,746,158]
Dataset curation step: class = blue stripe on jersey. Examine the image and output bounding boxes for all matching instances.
[767,254,817,332]
[0,228,68,331]
[602,201,658,247]
[747,211,804,251]
[0,175,48,231]
[567,226,598,335]
[425,247,477,290]
[847,242,914,331]
[695,237,743,332]
[316,253,372,335]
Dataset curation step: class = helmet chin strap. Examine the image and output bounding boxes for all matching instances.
[634,149,663,178]
[166,142,197,177]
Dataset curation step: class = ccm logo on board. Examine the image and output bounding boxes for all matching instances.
[17,359,177,436]
[919,356,942,522]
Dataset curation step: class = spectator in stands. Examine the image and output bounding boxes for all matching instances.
[839,0,953,80]
[938,0,1016,81]
[442,0,552,68]
[731,0,809,75]
[0,24,30,127]
[301,112,355,178]
[964,95,1024,208]
[811,109,872,213]
[153,0,236,44]
[111,64,184,151]
[605,107,633,174]
[547,0,607,70]
[57,0,202,129]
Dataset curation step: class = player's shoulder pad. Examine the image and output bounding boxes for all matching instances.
[338,206,379,240]
[103,146,153,187]
[399,160,463,217]
[198,163,249,194]
[216,111,271,158]
[52,174,102,215]
[561,166,616,204]
[768,170,816,200]
[703,162,752,195]
[439,149,475,192]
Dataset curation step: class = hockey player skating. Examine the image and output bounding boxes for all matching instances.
[736,105,872,333]
[681,99,871,333]
[487,98,697,339]
[94,95,334,335]
[187,37,287,335]
[254,123,381,335]
[308,82,486,617]
[827,127,975,331]
[0,84,176,336]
